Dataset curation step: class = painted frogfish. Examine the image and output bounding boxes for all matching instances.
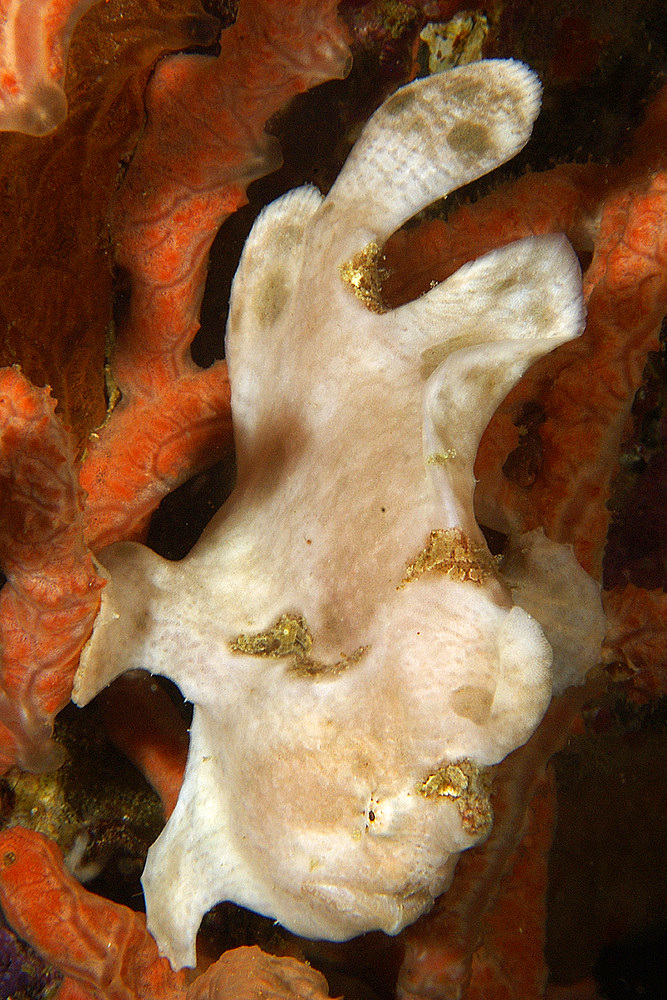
[75,60,586,969]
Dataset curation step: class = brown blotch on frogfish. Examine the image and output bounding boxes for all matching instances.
[75,60,587,969]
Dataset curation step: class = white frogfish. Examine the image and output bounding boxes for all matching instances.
[76,60,586,969]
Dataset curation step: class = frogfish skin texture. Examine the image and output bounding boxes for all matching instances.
[75,60,585,969]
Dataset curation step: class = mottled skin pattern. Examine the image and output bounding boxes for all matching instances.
[75,56,587,969]
[387,82,667,1000]
[0,2,350,996]
[386,83,667,583]
[0,3,664,999]
[0,0,350,775]
[81,0,350,550]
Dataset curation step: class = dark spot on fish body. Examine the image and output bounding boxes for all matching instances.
[447,120,492,161]
[491,273,520,295]
[254,267,290,327]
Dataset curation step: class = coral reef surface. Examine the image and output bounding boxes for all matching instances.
[0,1,664,998]
[76,58,588,969]
[0,0,102,135]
